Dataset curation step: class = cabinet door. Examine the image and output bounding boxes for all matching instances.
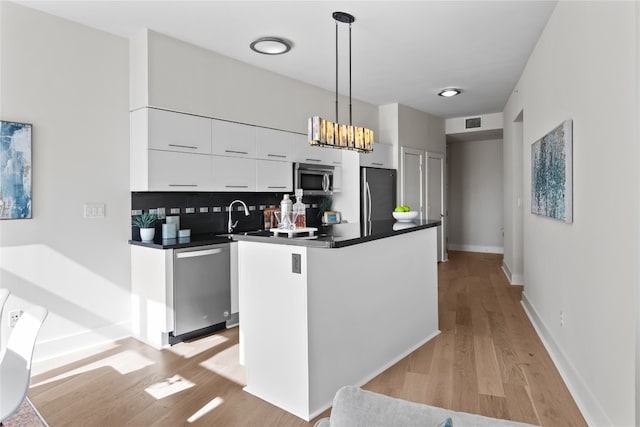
[148,150,212,191]
[292,134,342,166]
[147,108,212,154]
[257,160,293,192]
[360,142,393,169]
[256,128,293,161]
[212,156,257,191]
[212,119,256,158]
[333,165,342,193]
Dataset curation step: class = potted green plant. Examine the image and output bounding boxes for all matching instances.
[132,212,158,241]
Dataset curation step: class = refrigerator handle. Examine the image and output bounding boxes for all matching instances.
[366,181,372,222]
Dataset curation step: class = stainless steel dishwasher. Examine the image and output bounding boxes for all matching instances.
[172,243,230,339]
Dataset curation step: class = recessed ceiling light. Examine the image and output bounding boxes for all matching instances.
[438,88,462,97]
[249,37,292,55]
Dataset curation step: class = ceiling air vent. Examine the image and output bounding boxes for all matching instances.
[465,117,482,129]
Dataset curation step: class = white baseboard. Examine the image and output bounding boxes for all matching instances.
[33,321,131,366]
[448,243,504,254]
[501,261,523,285]
[511,273,524,284]
[521,293,608,427]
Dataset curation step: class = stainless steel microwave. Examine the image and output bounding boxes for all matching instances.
[294,163,334,195]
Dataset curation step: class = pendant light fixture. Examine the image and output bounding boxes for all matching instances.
[308,11,373,153]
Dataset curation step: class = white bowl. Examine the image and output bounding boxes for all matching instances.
[392,211,418,222]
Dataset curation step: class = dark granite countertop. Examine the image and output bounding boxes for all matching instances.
[128,232,232,249]
[129,219,441,249]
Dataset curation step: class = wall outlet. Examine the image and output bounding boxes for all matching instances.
[560,311,565,328]
[9,310,23,328]
[292,253,301,274]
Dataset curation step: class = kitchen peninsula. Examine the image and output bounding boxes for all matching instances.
[236,219,440,421]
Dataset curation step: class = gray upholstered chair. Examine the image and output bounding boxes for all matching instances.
[315,386,538,427]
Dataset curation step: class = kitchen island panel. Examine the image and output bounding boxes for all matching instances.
[306,227,439,414]
[238,226,439,421]
[239,241,310,420]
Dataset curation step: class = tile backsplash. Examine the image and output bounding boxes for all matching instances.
[131,191,330,238]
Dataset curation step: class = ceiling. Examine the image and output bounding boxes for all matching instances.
[16,1,556,119]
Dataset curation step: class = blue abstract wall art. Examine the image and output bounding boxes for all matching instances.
[531,119,573,223]
[0,121,32,219]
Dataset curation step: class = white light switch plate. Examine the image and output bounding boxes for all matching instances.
[84,203,105,218]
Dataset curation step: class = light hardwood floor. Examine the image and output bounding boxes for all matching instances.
[29,251,586,426]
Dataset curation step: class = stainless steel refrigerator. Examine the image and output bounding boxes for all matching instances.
[361,167,397,223]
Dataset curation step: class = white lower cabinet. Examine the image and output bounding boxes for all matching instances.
[212,156,257,191]
[257,159,293,192]
[148,149,212,191]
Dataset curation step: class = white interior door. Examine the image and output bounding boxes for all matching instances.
[400,147,424,215]
[427,153,447,262]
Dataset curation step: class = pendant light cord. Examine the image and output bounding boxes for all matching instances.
[349,22,352,126]
[335,21,339,124]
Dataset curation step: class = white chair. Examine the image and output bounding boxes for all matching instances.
[0,289,9,318]
[0,305,47,423]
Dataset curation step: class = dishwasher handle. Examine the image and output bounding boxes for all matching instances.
[175,248,222,258]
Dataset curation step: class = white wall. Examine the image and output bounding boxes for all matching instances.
[398,104,446,155]
[504,2,637,425]
[448,139,503,253]
[502,108,524,284]
[0,2,131,362]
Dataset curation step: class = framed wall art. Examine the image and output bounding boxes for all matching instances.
[531,119,573,223]
[0,120,32,219]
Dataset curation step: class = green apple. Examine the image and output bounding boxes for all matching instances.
[394,206,405,212]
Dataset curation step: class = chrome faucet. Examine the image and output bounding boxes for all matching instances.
[228,199,250,233]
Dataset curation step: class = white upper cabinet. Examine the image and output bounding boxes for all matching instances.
[147,108,212,154]
[212,119,256,158]
[360,142,394,169]
[332,165,342,193]
[148,150,212,191]
[256,159,293,192]
[256,128,293,161]
[212,156,257,192]
[292,134,342,166]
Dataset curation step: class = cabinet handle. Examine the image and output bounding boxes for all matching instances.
[169,184,198,187]
[176,248,222,258]
[168,144,198,150]
[372,162,383,166]
[305,158,321,162]
[225,150,249,155]
[225,185,249,188]
[268,186,287,189]
[267,154,287,159]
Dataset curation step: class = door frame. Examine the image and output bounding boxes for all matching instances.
[426,152,447,262]
[400,146,425,215]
